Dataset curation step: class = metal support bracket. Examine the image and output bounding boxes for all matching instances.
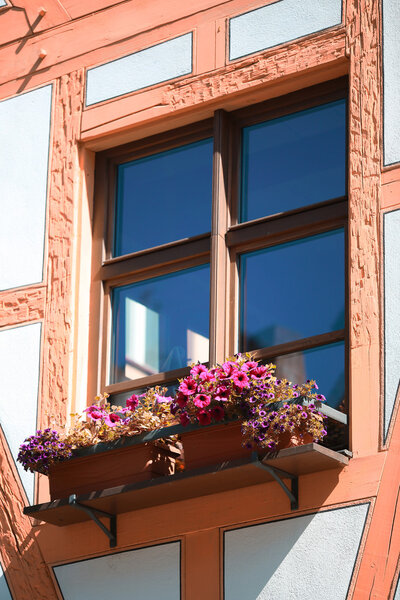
[68,495,117,548]
[256,460,299,510]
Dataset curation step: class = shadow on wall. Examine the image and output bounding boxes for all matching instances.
[224,503,369,600]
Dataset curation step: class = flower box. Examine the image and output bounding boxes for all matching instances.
[181,420,252,470]
[48,438,180,500]
[180,420,315,471]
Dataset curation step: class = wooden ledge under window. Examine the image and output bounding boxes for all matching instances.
[24,444,349,527]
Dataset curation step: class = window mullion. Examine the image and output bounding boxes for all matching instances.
[209,110,232,366]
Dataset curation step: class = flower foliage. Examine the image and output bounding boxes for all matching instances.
[17,355,328,474]
[172,354,327,449]
[17,388,177,474]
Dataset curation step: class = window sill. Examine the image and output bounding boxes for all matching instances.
[24,442,349,528]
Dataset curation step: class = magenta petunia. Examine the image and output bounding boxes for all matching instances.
[179,377,197,396]
[251,365,269,379]
[232,370,249,389]
[197,410,212,426]
[190,364,208,378]
[89,409,103,420]
[176,392,188,408]
[214,386,229,401]
[193,394,211,408]
[126,394,139,410]
[104,413,121,427]
[211,406,225,422]
[180,412,191,426]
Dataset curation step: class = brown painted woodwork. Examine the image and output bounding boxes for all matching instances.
[181,421,252,470]
[91,79,348,403]
[25,444,349,527]
[48,442,180,500]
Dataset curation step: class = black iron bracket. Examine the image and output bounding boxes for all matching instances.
[68,495,117,548]
[256,460,299,510]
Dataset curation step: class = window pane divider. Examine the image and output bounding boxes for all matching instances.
[100,236,210,281]
[250,329,345,362]
[209,110,232,366]
[226,198,347,249]
[105,366,191,396]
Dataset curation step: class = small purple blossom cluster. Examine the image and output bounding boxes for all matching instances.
[241,401,327,451]
[17,429,73,475]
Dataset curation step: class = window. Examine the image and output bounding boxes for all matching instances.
[92,78,347,422]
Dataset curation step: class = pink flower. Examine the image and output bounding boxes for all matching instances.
[232,371,249,389]
[155,394,173,404]
[126,394,139,410]
[190,364,208,378]
[214,386,229,401]
[84,404,101,414]
[221,362,237,378]
[197,410,212,426]
[179,377,197,396]
[180,412,191,426]
[104,413,121,427]
[251,365,269,379]
[89,409,103,420]
[176,392,188,408]
[211,406,225,422]
[242,361,258,372]
[193,394,211,408]
[199,370,215,383]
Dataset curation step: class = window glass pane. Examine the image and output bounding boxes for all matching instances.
[239,229,345,350]
[274,341,345,410]
[114,138,213,256]
[110,264,210,384]
[240,99,346,222]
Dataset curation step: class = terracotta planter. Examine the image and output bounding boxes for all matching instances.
[181,421,252,470]
[48,440,180,500]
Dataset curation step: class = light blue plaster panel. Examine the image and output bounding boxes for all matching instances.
[394,574,400,600]
[384,209,400,439]
[0,0,7,7]
[224,503,369,600]
[383,0,400,165]
[0,322,41,503]
[86,33,192,106]
[0,564,12,600]
[54,542,180,600]
[0,85,52,291]
[229,0,342,60]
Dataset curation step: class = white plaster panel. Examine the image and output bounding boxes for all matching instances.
[0,323,41,503]
[54,542,180,600]
[0,0,7,7]
[394,575,400,600]
[0,85,52,290]
[384,209,400,438]
[224,503,368,600]
[86,33,192,106]
[229,0,342,60]
[0,564,12,600]
[383,0,400,165]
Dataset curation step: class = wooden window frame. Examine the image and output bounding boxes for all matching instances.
[89,77,348,409]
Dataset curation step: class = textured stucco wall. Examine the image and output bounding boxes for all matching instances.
[86,33,192,106]
[53,542,180,600]
[229,0,342,60]
[0,85,52,290]
[382,0,400,165]
[224,504,369,600]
